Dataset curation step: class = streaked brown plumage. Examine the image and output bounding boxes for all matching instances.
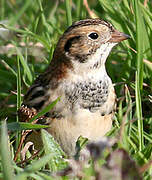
[19,19,130,156]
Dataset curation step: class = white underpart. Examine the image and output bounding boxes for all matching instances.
[70,42,117,77]
[66,42,117,83]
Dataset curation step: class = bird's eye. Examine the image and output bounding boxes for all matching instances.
[88,32,99,40]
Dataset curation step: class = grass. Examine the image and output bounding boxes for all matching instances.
[0,0,152,179]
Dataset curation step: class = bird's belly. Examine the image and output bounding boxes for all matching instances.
[47,76,116,156]
[47,110,113,156]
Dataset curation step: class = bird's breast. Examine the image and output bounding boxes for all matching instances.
[62,68,116,114]
[65,77,109,112]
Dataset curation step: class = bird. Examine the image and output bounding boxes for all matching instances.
[19,19,130,156]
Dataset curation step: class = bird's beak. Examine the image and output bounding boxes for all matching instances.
[108,29,130,43]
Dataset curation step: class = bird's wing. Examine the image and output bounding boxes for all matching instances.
[18,71,63,122]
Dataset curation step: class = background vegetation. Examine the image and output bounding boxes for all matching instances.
[0,0,152,179]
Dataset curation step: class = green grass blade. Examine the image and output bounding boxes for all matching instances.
[16,55,22,149]
[3,122,49,131]
[125,86,133,136]
[29,174,44,180]
[24,154,53,173]
[15,47,33,84]
[0,120,15,180]
[15,173,28,180]
[0,0,5,20]
[135,72,144,151]
[24,28,51,51]
[134,0,144,91]
[134,0,144,151]
[1,60,17,77]
[65,0,72,26]
[17,56,21,112]
[0,23,33,35]
[99,0,115,12]
[76,0,83,19]
[29,97,60,123]
[36,172,55,180]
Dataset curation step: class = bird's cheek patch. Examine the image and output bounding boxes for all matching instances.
[64,36,81,52]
